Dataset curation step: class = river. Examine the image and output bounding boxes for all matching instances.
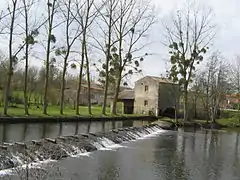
[1,126,240,180]
[0,120,149,143]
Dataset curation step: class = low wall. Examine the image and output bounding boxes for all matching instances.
[0,123,165,171]
[0,115,157,124]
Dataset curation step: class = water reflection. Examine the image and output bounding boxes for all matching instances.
[2,129,240,180]
[0,120,147,143]
[52,129,240,180]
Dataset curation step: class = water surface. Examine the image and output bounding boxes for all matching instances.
[0,120,148,143]
[3,128,240,180]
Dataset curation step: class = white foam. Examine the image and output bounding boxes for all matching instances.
[92,141,104,150]
[0,159,56,177]
[71,152,91,157]
[98,144,125,151]
[98,147,114,151]
[0,169,13,176]
[138,129,166,139]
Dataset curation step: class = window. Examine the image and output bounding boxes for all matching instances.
[144,100,148,106]
[145,85,149,92]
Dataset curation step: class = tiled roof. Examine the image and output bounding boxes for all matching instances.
[81,84,103,91]
[147,76,175,84]
[118,90,134,100]
[65,83,103,91]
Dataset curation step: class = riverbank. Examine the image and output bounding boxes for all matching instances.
[153,120,176,130]
[0,115,157,124]
[0,105,155,123]
[158,119,228,130]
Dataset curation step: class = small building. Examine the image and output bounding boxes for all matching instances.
[64,83,104,106]
[222,94,240,109]
[117,90,134,114]
[134,76,179,116]
[81,84,103,105]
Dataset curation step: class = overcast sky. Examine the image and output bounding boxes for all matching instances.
[140,0,240,79]
[0,0,239,85]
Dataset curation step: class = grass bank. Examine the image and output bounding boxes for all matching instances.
[160,118,209,127]
[160,117,240,129]
[217,109,240,128]
[0,104,133,117]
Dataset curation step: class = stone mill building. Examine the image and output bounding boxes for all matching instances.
[118,76,180,116]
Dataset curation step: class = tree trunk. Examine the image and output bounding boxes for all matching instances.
[60,56,68,115]
[174,97,178,123]
[206,92,210,123]
[211,106,215,123]
[43,0,56,115]
[76,0,92,115]
[28,92,32,102]
[206,69,211,123]
[175,105,178,123]
[23,0,29,116]
[4,0,17,116]
[4,73,12,115]
[111,15,124,115]
[111,75,121,115]
[183,84,188,121]
[102,56,110,115]
[60,0,78,115]
[73,100,76,110]
[43,45,50,115]
[24,44,29,115]
[85,44,92,115]
[210,93,216,123]
[76,35,85,115]
[102,6,113,115]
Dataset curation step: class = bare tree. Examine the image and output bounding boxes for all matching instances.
[22,0,31,115]
[73,0,97,115]
[56,0,81,115]
[207,55,219,123]
[84,41,92,114]
[195,53,231,123]
[91,0,119,115]
[21,0,39,115]
[110,0,155,115]
[230,56,240,122]
[43,0,58,114]
[209,59,230,123]
[4,0,19,115]
[165,3,215,121]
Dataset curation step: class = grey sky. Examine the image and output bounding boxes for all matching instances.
[140,0,240,79]
[0,0,239,85]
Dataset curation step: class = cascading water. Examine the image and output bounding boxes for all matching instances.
[0,124,164,172]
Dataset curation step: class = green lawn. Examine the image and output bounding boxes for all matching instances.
[0,101,134,117]
[217,118,240,127]
[0,105,112,117]
[0,89,127,117]
[217,110,240,127]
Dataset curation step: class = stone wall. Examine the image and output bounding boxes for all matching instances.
[158,83,180,113]
[134,77,159,115]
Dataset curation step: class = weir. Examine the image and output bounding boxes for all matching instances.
[0,123,164,171]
